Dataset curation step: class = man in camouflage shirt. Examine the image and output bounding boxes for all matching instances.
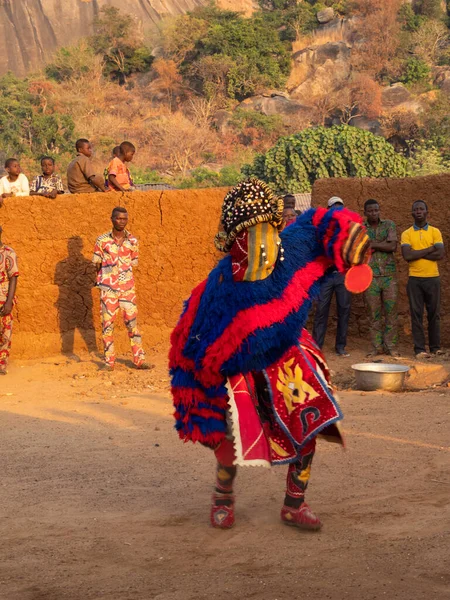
[363,199,399,357]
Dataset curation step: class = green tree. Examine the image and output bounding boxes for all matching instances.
[45,40,100,82]
[413,0,446,19]
[242,125,409,192]
[408,145,450,175]
[163,6,291,100]
[90,6,153,84]
[399,57,431,83]
[0,73,74,157]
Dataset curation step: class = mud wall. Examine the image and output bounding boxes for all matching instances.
[312,174,450,344]
[2,175,450,360]
[0,190,224,359]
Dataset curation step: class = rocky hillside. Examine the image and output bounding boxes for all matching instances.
[0,0,254,76]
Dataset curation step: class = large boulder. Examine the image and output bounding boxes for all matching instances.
[293,41,351,68]
[317,8,335,24]
[434,68,450,95]
[0,0,237,77]
[382,83,411,109]
[290,42,352,101]
[237,93,309,117]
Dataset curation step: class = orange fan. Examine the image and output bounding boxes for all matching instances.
[345,264,373,294]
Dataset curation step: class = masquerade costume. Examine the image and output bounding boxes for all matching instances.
[169,179,370,530]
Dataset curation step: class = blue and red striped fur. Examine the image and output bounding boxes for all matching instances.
[169,206,370,447]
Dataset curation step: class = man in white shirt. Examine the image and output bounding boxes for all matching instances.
[0,159,30,206]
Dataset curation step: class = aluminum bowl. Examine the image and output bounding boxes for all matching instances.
[352,363,410,392]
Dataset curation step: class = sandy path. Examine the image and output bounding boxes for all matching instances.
[0,355,449,600]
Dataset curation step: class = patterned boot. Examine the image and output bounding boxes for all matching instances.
[280,446,322,531]
[210,464,237,529]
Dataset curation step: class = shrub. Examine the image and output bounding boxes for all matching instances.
[242,125,409,193]
[408,145,450,175]
[0,73,75,157]
[399,57,431,84]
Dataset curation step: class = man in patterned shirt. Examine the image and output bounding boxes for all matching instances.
[0,225,19,375]
[363,199,399,357]
[92,207,149,371]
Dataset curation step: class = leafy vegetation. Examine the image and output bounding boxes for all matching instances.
[4,1,450,185]
[243,126,409,192]
[0,73,74,157]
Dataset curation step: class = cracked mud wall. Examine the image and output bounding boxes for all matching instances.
[0,189,224,359]
[3,177,448,360]
[312,175,450,344]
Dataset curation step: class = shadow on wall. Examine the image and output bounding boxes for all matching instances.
[54,236,98,357]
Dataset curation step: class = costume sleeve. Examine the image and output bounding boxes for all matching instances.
[30,176,39,193]
[312,206,371,272]
[6,250,19,278]
[0,177,4,195]
[92,237,103,264]
[16,174,30,197]
[169,278,228,448]
[400,228,411,247]
[433,228,444,247]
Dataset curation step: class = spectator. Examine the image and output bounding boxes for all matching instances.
[92,207,150,371]
[30,156,65,198]
[283,194,296,226]
[401,200,445,359]
[0,158,30,205]
[67,139,106,194]
[363,199,399,358]
[104,146,121,188]
[0,224,19,375]
[106,141,136,192]
[312,196,351,357]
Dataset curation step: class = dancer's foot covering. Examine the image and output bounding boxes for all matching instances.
[280,503,322,530]
[210,493,235,529]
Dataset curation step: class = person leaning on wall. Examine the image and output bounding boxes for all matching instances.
[67,139,106,194]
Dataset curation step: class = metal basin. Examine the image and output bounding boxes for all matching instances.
[352,363,410,392]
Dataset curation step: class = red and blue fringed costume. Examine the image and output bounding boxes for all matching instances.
[169,197,370,530]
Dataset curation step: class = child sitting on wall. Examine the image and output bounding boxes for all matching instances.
[104,146,121,189]
[0,158,30,206]
[30,156,65,199]
[106,142,135,192]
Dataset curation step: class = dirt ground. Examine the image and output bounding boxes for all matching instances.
[0,348,449,600]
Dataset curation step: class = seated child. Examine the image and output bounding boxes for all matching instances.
[104,146,121,189]
[106,141,135,192]
[0,159,30,205]
[30,156,65,199]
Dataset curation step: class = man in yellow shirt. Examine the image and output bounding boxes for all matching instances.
[401,200,445,359]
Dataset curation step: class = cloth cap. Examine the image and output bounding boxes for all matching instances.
[215,178,284,252]
[327,196,344,208]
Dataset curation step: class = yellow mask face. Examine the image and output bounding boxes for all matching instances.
[243,222,280,281]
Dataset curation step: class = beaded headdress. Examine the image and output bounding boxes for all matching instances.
[215,178,284,252]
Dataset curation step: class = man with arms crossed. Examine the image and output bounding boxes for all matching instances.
[401,200,445,359]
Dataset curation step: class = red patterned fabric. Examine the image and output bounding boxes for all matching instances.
[227,330,343,467]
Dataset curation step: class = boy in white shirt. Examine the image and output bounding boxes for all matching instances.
[0,159,30,206]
